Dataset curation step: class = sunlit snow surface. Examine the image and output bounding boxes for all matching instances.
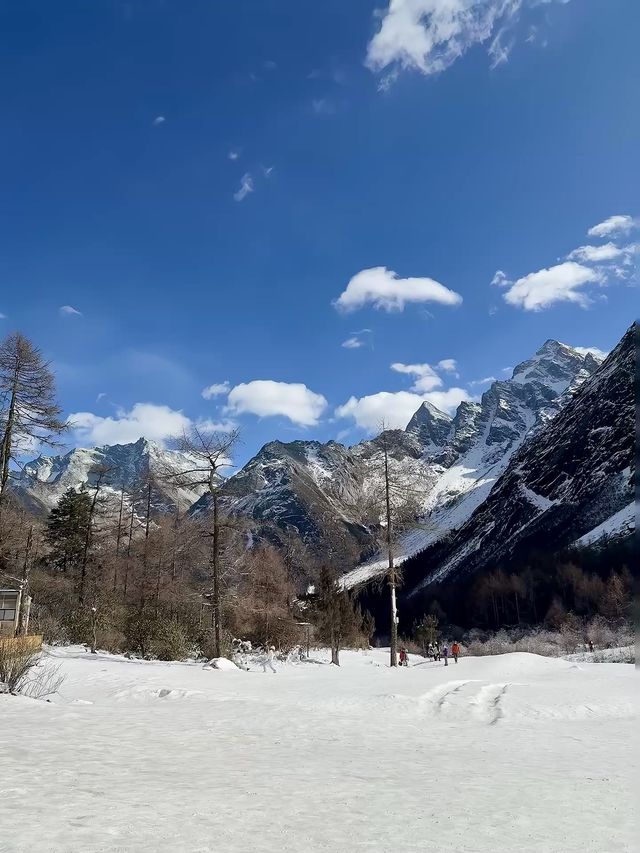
[2,646,636,852]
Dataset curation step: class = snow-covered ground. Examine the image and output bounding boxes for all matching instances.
[2,647,637,853]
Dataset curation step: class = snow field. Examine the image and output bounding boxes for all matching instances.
[1,647,637,853]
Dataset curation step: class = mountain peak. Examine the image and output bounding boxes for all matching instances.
[405,400,452,448]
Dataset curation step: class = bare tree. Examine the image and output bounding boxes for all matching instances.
[371,426,426,667]
[165,426,240,657]
[0,332,66,501]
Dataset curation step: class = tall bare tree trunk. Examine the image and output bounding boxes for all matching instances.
[79,473,106,605]
[384,445,398,667]
[0,358,19,498]
[113,483,125,592]
[139,481,152,607]
[123,501,135,600]
[212,491,221,658]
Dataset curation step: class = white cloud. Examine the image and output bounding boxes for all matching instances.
[491,269,511,287]
[336,386,469,432]
[423,387,471,414]
[502,261,603,311]
[335,266,462,313]
[233,173,254,202]
[437,358,458,375]
[390,362,442,392]
[336,391,428,432]
[201,381,231,400]
[342,336,365,349]
[194,418,238,434]
[226,380,327,426]
[572,346,608,360]
[153,116,166,126]
[69,403,191,447]
[587,215,639,239]
[228,150,240,160]
[365,0,525,81]
[566,243,630,264]
[0,312,6,320]
[59,305,83,317]
[262,165,274,177]
[469,375,496,387]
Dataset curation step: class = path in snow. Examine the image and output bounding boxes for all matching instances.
[1,648,637,853]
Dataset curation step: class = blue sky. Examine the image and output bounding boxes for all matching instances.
[1,0,638,466]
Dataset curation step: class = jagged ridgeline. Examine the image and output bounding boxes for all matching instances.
[14,326,635,606]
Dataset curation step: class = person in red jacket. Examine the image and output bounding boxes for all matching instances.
[399,648,408,666]
[451,641,461,663]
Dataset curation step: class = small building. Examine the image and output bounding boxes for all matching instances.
[0,589,20,638]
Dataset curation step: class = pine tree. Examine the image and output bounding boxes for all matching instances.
[46,488,92,576]
[312,565,373,665]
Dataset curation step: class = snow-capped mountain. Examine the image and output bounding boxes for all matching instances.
[13,437,207,515]
[394,323,634,607]
[14,336,615,585]
[196,337,603,567]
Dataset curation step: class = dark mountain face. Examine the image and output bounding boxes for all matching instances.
[396,323,635,617]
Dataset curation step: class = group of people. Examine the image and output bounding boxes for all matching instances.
[426,641,461,666]
[398,641,462,667]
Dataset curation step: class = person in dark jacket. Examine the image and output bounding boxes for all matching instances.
[442,645,449,666]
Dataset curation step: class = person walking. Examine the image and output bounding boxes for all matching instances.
[451,641,461,664]
[262,645,277,673]
[442,644,449,666]
[399,647,409,667]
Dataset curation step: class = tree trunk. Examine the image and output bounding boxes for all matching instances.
[123,501,135,600]
[384,445,398,667]
[79,477,103,605]
[0,359,19,498]
[113,484,125,592]
[139,481,152,607]
[212,491,221,658]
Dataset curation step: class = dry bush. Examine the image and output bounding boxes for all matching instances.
[0,640,65,699]
[0,639,44,694]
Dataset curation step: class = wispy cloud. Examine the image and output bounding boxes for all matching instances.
[469,376,497,387]
[59,305,83,317]
[228,150,240,161]
[342,336,365,349]
[201,381,231,400]
[365,0,568,86]
[587,214,639,239]
[341,329,373,350]
[311,98,336,116]
[437,358,458,376]
[152,115,166,126]
[233,173,254,202]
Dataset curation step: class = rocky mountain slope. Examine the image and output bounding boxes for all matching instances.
[395,322,634,606]
[193,338,603,565]
[13,336,614,582]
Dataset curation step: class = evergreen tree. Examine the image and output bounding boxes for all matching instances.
[312,565,373,665]
[46,488,92,575]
